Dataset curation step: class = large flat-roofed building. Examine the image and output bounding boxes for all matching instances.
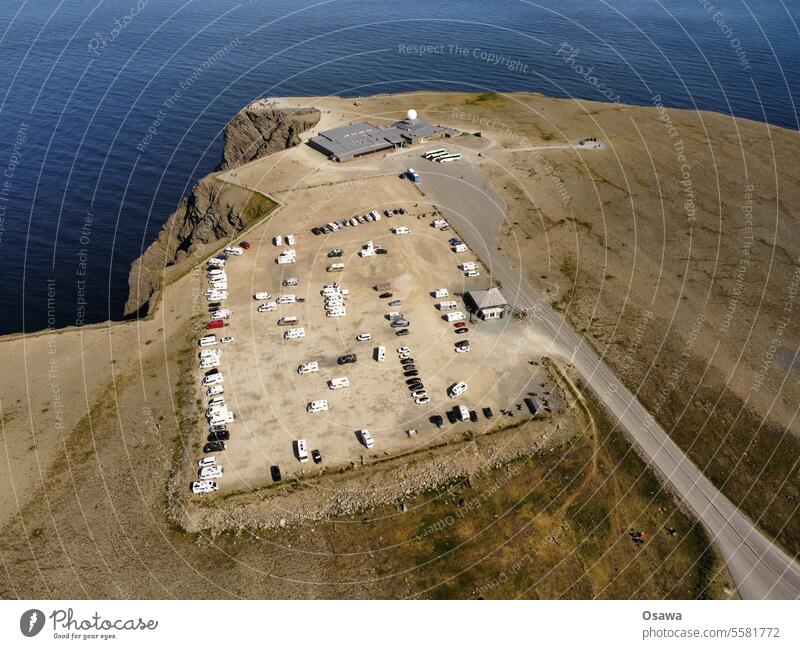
[308,109,451,162]
[464,288,509,320]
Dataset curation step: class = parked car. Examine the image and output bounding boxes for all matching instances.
[404,370,419,377]
[379,292,393,299]
[270,465,282,482]
[359,429,374,448]
[415,396,430,404]
[328,249,343,258]
[239,241,251,250]
[356,333,372,342]
[208,430,230,442]
[483,407,494,419]
[337,354,357,365]
[388,300,402,306]
[448,381,468,398]
[220,336,235,344]
[454,321,467,328]
[311,449,322,464]
[469,410,478,422]
[395,329,410,336]
[203,441,226,453]
[455,328,469,334]
[431,415,445,428]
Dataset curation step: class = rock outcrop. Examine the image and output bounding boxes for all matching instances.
[217,99,320,170]
[124,100,319,317]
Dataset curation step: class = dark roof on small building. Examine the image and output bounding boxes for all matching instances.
[465,288,508,310]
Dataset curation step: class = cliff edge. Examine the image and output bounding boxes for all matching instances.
[217,99,321,170]
[124,101,319,317]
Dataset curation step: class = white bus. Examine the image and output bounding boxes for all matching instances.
[423,148,447,159]
[427,151,451,161]
[437,153,462,163]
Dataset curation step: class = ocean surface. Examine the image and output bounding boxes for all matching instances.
[0,0,797,335]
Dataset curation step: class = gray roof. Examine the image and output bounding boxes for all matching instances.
[308,117,448,160]
[467,288,508,310]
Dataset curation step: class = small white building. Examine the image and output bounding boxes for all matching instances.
[464,288,508,320]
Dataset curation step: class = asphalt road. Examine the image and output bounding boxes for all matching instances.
[401,147,800,599]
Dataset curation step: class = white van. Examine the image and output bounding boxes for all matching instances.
[307,400,329,413]
[199,335,217,347]
[327,263,345,272]
[433,288,449,299]
[370,211,381,221]
[375,346,386,362]
[199,465,223,480]
[465,269,480,278]
[200,358,220,370]
[456,404,470,421]
[446,311,466,322]
[326,309,346,318]
[393,226,410,235]
[438,301,458,311]
[284,327,305,339]
[452,243,468,253]
[206,290,228,301]
[294,439,308,463]
[224,246,244,256]
[359,429,374,448]
[448,381,468,399]
[277,256,295,265]
[276,294,296,304]
[277,316,298,326]
[297,361,319,374]
[328,376,350,390]
[207,258,225,268]
[198,456,216,469]
[432,219,447,229]
[257,302,277,312]
[207,269,226,278]
[211,309,231,319]
[253,292,271,300]
[359,248,376,258]
[286,234,296,245]
[191,480,219,495]
[460,261,477,271]
[273,235,283,246]
[202,374,224,387]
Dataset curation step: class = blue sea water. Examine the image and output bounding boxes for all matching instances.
[0,0,797,334]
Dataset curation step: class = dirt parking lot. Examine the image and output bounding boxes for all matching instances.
[196,175,557,492]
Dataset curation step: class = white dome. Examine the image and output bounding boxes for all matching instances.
[406,109,418,121]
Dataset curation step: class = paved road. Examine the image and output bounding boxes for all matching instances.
[391,147,800,599]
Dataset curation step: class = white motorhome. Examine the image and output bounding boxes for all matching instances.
[326,263,345,272]
[200,358,220,370]
[199,465,223,480]
[448,381,468,399]
[328,376,350,390]
[257,302,277,312]
[433,288,449,299]
[393,226,410,235]
[199,335,217,347]
[224,246,244,256]
[359,429,374,448]
[210,309,231,319]
[375,346,386,362]
[452,243,468,253]
[445,311,466,322]
[359,248,376,257]
[465,269,480,277]
[294,439,308,463]
[273,235,283,246]
[460,261,477,271]
[277,316,299,326]
[253,292,271,300]
[456,404,470,421]
[438,301,458,311]
[284,327,305,339]
[307,400,329,413]
[297,361,319,374]
[276,294,296,304]
[209,411,235,425]
[326,309,346,318]
[191,480,219,495]
[285,234,296,245]
[202,374,224,387]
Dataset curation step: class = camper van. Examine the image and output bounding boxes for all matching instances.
[465,269,480,278]
[375,346,386,362]
[276,294,296,304]
[277,316,298,326]
[297,361,319,374]
[359,247,376,257]
[327,263,345,272]
[445,311,466,322]
[448,381,468,399]
[284,328,305,339]
[191,480,219,495]
[455,404,470,421]
[438,301,458,311]
[392,226,410,235]
[273,235,283,246]
[210,309,231,320]
[433,288,449,299]
[257,302,277,313]
[326,309,346,318]
[285,234,296,245]
[224,246,244,256]
[199,465,223,480]
[199,335,217,347]
[253,292,271,300]
[452,243,468,253]
[460,262,477,271]
[328,376,350,390]
[306,400,329,413]
[294,439,308,463]
[359,429,375,448]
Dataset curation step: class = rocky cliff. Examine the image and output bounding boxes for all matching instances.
[217,100,320,170]
[124,101,319,317]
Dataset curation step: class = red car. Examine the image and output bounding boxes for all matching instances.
[453,321,467,329]
[206,320,225,329]
[239,241,251,250]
